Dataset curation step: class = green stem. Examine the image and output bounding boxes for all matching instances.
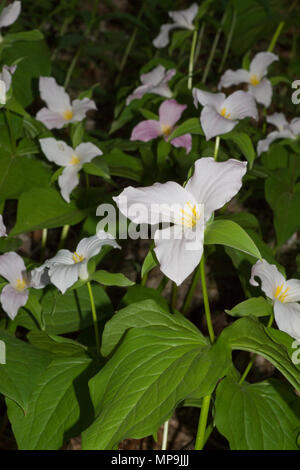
[182,262,202,315]
[218,9,237,74]
[200,256,215,343]
[214,136,220,161]
[64,45,82,89]
[194,395,211,450]
[202,9,228,84]
[162,420,169,450]
[5,109,16,154]
[58,224,70,250]
[158,276,168,293]
[41,228,48,261]
[171,282,178,311]
[194,23,205,66]
[188,29,199,90]
[87,281,101,357]
[268,21,285,52]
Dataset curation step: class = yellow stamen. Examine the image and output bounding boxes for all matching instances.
[63,109,73,120]
[72,252,84,264]
[274,284,290,303]
[180,202,201,228]
[15,278,26,291]
[161,124,172,137]
[250,74,260,86]
[220,107,231,119]
[70,155,80,165]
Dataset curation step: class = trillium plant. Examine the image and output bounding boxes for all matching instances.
[0,0,300,454]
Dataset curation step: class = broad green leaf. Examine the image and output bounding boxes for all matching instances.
[102,149,144,182]
[222,131,256,168]
[141,248,158,278]
[5,30,44,43]
[90,270,134,287]
[27,331,89,357]
[215,378,300,450]
[204,219,261,259]
[11,187,85,235]
[270,76,291,85]
[169,118,203,140]
[273,192,300,246]
[157,139,171,170]
[225,297,272,318]
[83,157,111,181]
[120,286,170,312]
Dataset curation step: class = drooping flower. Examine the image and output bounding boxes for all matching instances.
[113,157,247,285]
[0,1,21,38]
[153,3,198,48]
[131,99,192,153]
[250,259,300,341]
[257,113,300,156]
[219,52,278,108]
[0,215,7,237]
[39,138,102,203]
[0,64,16,104]
[193,89,258,140]
[0,252,47,319]
[42,231,120,294]
[126,65,175,105]
[36,77,96,129]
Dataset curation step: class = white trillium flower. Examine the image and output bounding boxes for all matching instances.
[0,252,47,319]
[0,1,21,40]
[39,137,102,203]
[0,64,17,104]
[257,113,300,156]
[0,215,7,237]
[219,52,278,108]
[126,65,176,105]
[36,77,97,129]
[193,89,258,140]
[250,259,300,341]
[114,157,247,286]
[153,3,198,48]
[43,231,121,294]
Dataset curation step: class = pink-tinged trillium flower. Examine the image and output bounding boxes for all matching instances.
[131,99,192,154]
[36,77,96,129]
[193,89,258,141]
[0,215,7,237]
[0,64,16,104]
[257,113,300,156]
[114,157,247,286]
[219,52,278,108]
[42,231,120,294]
[250,259,300,341]
[0,252,47,319]
[126,65,175,105]
[153,3,198,48]
[0,1,21,38]
[40,137,102,203]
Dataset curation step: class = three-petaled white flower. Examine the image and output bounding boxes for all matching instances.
[126,65,175,105]
[250,259,300,341]
[0,64,16,104]
[36,77,96,129]
[153,3,198,48]
[0,215,7,237]
[0,1,21,41]
[193,89,258,141]
[219,52,278,108]
[114,157,247,286]
[0,252,47,319]
[40,137,102,203]
[257,113,300,156]
[42,231,120,294]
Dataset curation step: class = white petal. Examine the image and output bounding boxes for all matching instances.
[113,181,197,226]
[39,77,71,113]
[218,69,251,89]
[274,300,300,341]
[36,108,67,130]
[154,222,204,286]
[0,215,7,237]
[44,249,74,267]
[140,65,166,86]
[169,3,198,29]
[223,90,258,121]
[200,106,237,141]
[48,263,79,294]
[250,259,284,300]
[0,1,21,28]
[284,279,300,303]
[0,284,28,320]
[248,78,273,107]
[290,118,300,136]
[0,66,13,91]
[75,142,102,164]
[193,88,225,109]
[58,167,80,203]
[185,157,247,221]
[267,112,289,131]
[76,231,120,260]
[0,252,26,284]
[257,130,293,156]
[29,266,50,289]
[39,138,74,166]
[0,80,6,104]
[71,98,97,122]
[126,84,150,105]
[153,24,178,48]
[250,52,278,78]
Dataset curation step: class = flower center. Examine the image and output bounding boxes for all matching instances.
[250,74,260,86]
[62,109,73,120]
[161,124,172,137]
[15,278,27,291]
[220,107,231,119]
[70,154,80,165]
[274,284,290,303]
[180,202,201,228]
[72,252,84,264]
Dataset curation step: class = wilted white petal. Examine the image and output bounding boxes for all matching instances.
[153,23,178,48]
[58,167,80,203]
[219,69,251,89]
[267,112,289,131]
[36,108,67,130]
[0,215,7,237]
[250,259,285,300]
[193,88,225,109]
[223,90,258,121]
[169,3,198,29]
[249,52,278,78]
[71,98,97,122]
[76,231,120,260]
[185,157,247,221]
[290,118,300,136]
[0,1,21,28]
[48,263,79,294]
[200,106,236,140]
[75,142,102,164]
[257,130,293,156]
[274,300,300,341]
[29,265,50,289]
[39,77,71,113]
[0,252,26,285]
[248,78,273,107]
[141,65,166,86]
[0,284,28,319]
[39,138,74,166]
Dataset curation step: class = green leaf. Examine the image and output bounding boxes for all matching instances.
[273,192,300,246]
[141,249,158,278]
[4,30,44,43]
[83,157,111,181]
[204,219,261,259]
[90,270,134,287]
[270,76,291,86]
[169,118,203,140]
[120,286,170,312]
[215,378,300,450]
[222,131,256,168]
[102,149,143,182]
[27,331,89,357]
[225,297,272,318]
[157,139,171,170]
[11,187,85,235]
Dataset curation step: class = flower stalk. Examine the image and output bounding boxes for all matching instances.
[87,281,101,357]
